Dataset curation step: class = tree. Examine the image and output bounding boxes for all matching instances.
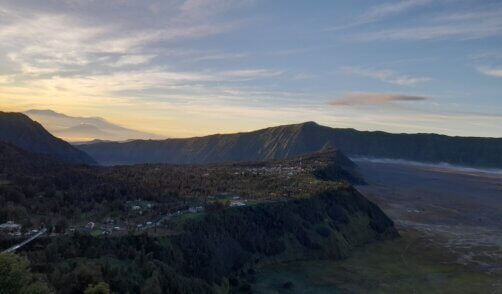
[142,275,162,294]
[20,281,51,294]
[0,253,50,294]
[84,282,110,294]
[74,264,103,292]
[55,218,68,234]
[0,253,30,294]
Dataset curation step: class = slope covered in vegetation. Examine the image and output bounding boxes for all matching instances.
[18,188,396,293]
[0,144,395,293]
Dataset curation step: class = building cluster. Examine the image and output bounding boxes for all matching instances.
[229,196,247,207]
[237,165,305,178]
[81,220,123,236]
[0,221,22,237]
[128,200,155,216]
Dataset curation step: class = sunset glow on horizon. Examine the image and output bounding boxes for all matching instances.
[1,0,502,139]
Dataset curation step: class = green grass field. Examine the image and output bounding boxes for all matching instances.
[90,229,103,237]
[253,229,502,294]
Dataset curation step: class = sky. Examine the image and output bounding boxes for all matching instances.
[0,0,501,138]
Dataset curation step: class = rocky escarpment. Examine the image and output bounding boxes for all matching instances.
[176,187,397,286]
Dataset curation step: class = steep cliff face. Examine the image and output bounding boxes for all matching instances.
[77,121,334,165]
[174,187,398,286]
[78,121,502,168]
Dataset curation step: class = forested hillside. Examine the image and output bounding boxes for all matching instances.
[14,188,397,293]
[0,144,395,293]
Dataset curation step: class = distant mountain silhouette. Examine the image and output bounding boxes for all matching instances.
[58,123,113,138]
[0,112,96,164]
[24,109,162,142]
[77,121,502,168]
[71,139,117,145]
[25,109,68,118]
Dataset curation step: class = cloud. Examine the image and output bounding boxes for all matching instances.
[468,51,502,60]
[354,6,502,41]
[0,1,285,123]
[220,69,283,81]
[0,74,14,84]
[0,2,238,79]
[189,52,247,62]
[1,0,499,139]
[328,0,432,31]
[22,66,284,102]
[291,73,316,81]
[360,0,432,22]
[180,0,254,18]
[110,54,156,67]
[477,66,502,78]
[356,23,502,41]
[340,66,430,85]
[0,0,274,115]
[330,93,429,106]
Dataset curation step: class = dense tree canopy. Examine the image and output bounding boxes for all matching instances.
[0,253,50,294]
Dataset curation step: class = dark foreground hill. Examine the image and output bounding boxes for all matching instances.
[0,112,95,164]
[0,142,65,175]
[78,121,502,168]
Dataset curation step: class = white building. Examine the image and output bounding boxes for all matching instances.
[189,206,204,213]
[230,201,246,207]
[0,221,22,233]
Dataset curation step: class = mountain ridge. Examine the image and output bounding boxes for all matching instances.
[77,121,502,168]
[0,111,96,165]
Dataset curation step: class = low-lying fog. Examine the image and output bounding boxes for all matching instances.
[352,157,502,176]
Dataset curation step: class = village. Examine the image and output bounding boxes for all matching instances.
[72,195,248,238]
[0,195,250,240]
[0,151,343,242]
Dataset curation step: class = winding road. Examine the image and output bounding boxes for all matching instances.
[2,228,47,253]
